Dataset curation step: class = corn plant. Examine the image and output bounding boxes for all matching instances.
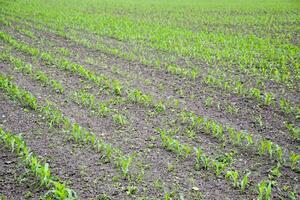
[225,170,239,188]
[155,100,166,113]
[212,160,226,177]
[194,147,203,170]
[201,155,211,170]
[128,89,153,106]
[285,123,300,141]
[113,113,128,126]
[0,73,135,181]
[71,123,83,143]
[289,151,300,170]
[240,172,251,193]
[257,180,272,200]
[117,153,135,178]
[98,102,111,117]
[264,92,273,106]
[48,181,77,200]
[1,53,64,93]
[112,79,123,95]
[250,88,261,100]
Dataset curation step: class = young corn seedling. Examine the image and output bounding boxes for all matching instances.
[225,170,239,188]
[38,163,51,187]
[155,100,166,113]
[71,123,83,143]
[48,181,77,200]
[117,153,136,178]
[98,102,111,117]
[240,172,251,193]
[212,160,226,177]
[257,180,272,200]
[244,133,253,146]
[113,114,128,126]
[250,88,261,101]
[112,79,123,96]
[266,140,273,159]
[264,92,273,106]
[194,147,203,170]
[258,140,268,157]
[128,89,153,106]
[285,123,300,141]
[279,98,292,114]
[289,151,300,170]
[101,143,113,163]
[211,122,224,141]
[275,145,283,162]
[269,164,282,178]
[42,102,65,128]
[50,80,64,93]
[201,155,211,170]
[204,97,213,108]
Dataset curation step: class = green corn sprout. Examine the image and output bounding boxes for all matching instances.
[259,140,267,156]
[225,170,239,188]
[250,88,261,100]
[266,141,273,159]
[285,123,300,140]
[113,114,127,126]
[128,89,153,105]
[289,151,300,169]
[235,131,243,145]
[212,161,226,177]
[275,145,283,162]
[117,153,135,178]
[258,180,272,200]
[71,123,82,142]
[155,101,166,112]
[194,147,203,170]
[264,93,273,106]
[49,181,77,200]
[201,155,211,170]
[245,134,253,146]
[98,102,111,117]
[39,163,51,187]
[104,143,114,162]
[112,79,123,95]
[240,172,251,192]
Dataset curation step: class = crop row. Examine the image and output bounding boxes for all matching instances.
[0,73,136,179]
[0,127,77,200]
[157,128,276,198]
[0,51,64,93]
[71,90,129,126]
[178,110,300,171]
